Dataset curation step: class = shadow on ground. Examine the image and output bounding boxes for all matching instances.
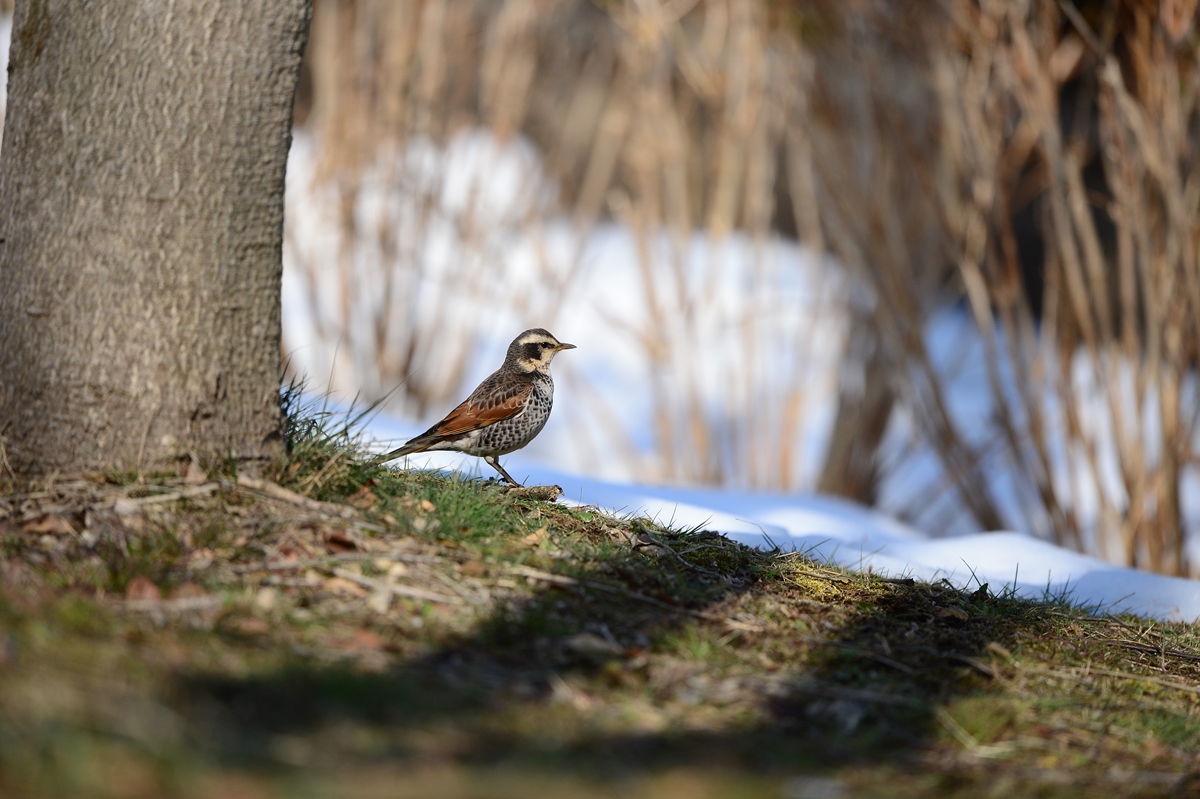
[177,529,1065,794]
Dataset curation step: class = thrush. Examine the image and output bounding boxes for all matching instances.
[379,329,576,485]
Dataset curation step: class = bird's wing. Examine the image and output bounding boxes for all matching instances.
[427,374,533,437]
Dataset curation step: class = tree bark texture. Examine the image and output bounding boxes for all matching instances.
[0,0,311,475]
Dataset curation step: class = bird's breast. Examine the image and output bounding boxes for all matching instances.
[522,375,554,422]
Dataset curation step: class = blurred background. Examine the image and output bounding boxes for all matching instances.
[277,0,1200,577]
[3,0,1197,575]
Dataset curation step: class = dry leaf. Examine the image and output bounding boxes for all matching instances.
[125,576,162,601]
[324,529,358,554]
[323,576,368,597]
[229,617,269,636]
[522,527,550,548]
[169,582,207,600]
[349,485,378,509]
[316,628,385,653]
[936,606,969,621]
[350,629,384,651]
[274,532,318,561]
[189,548,217,569]
[23,515,75,536]
[184,457,208,485]
[314,623,384,652]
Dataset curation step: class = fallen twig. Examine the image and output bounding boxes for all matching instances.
[1102,638,1200,664]
[498,484,563,501]
[934,706,1015,758]
[632,522,729,582]
[234,475,358,519]
[231,550,447,574]
[118,482,220,508]
[426,567,487,606]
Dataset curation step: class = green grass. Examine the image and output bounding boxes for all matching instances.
[0,400,1198,798]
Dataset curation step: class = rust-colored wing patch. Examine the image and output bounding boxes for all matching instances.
[432,379,533,437]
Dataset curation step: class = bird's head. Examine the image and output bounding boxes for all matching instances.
[507,328,576,373]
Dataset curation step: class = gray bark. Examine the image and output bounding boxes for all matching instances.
[0,0,311,475]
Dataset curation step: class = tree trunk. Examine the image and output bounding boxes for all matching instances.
[0,0,311,475]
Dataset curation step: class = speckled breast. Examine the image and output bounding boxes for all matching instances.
[470,375,554,455]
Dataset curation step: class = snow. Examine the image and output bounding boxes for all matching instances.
[360,411,1200,623]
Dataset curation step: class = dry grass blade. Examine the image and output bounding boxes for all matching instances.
[1030,664,1200,697]
[330,567,463,606]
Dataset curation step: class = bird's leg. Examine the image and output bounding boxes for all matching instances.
[483,455,522,486]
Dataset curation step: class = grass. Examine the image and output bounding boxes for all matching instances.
[0,401,1198,798]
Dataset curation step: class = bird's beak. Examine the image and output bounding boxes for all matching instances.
[555,342,577,351]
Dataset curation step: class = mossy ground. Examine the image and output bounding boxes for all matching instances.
[1,405,1198,798]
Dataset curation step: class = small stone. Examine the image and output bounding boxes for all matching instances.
[563,632,624,658]
[368,589,392,614]
[254,587,279,612]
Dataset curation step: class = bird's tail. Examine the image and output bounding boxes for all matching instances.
[375,440,425,464]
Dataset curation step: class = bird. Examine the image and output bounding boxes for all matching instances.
[379,328,576,486]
